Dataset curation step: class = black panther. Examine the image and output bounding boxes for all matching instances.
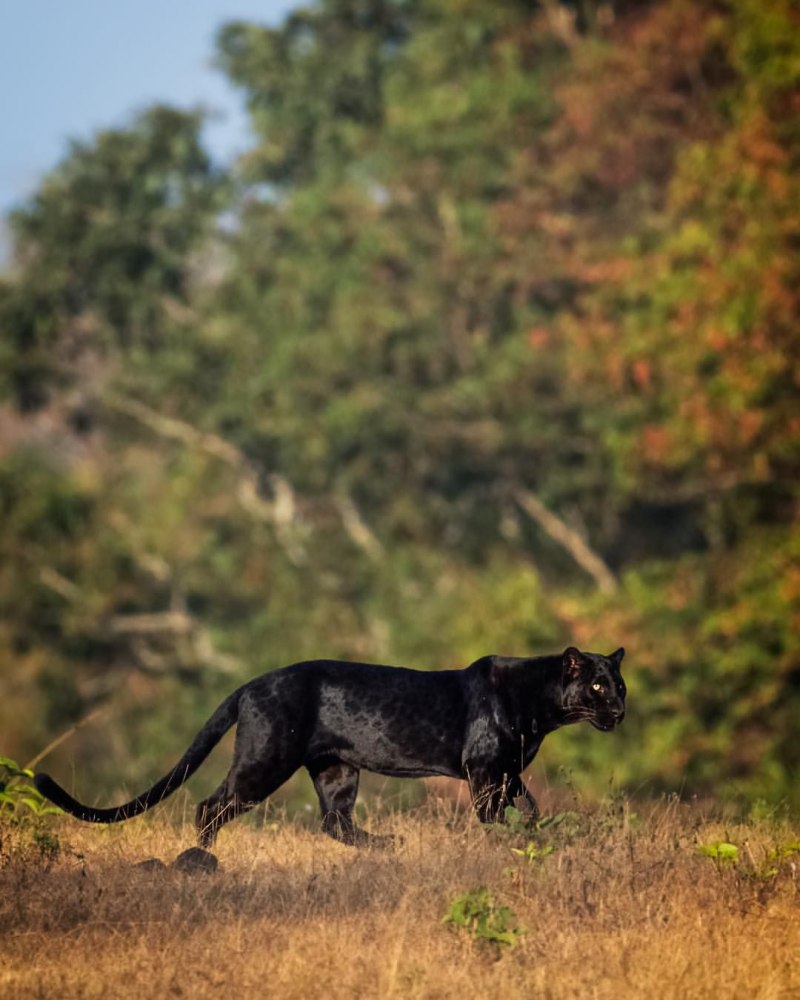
[34,646,626,848]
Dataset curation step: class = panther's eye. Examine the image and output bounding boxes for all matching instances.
[591,682,604,692]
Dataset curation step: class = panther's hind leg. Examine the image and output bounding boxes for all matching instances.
[195,783,255,849]
[308,757,393,847]
[308,758,362,844]
[196,760,299,848]
[196,689,307,848]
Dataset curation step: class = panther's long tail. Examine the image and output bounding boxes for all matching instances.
[33,687,244,823]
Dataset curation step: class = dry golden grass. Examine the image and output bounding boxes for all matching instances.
[2,794,799,1000]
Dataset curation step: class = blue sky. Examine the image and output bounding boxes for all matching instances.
[0,0,296,238]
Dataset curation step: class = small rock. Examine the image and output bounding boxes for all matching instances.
[171,847,219,874]
[134,857,167,871]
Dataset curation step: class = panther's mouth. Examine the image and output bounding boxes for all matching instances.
[591,718,619,732]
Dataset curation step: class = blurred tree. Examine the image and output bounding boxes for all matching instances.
[218,0,416,187]
[0,105,225,410]
[0,105,231,780]
[0,0,798,807]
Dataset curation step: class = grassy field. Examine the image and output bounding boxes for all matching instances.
[1,789,799,1000]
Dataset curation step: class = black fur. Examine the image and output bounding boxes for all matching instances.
[34,646,625,847]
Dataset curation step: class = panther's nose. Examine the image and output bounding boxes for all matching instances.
[612,708,625,724]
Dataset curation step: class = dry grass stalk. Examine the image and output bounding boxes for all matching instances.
[1,795,798,999]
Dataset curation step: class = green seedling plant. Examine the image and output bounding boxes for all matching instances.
[598,788,640,833]
[697,840,739,869]
[442,887,525,948]
[500,806,581,840]
[747,840,800,881]
[697,837,800,888]
[0,756,62,817]
[510,840,556,865]
[767,841,800,866]
[500,807,581,866]
[0,755,62,863]
[499,805,538,838]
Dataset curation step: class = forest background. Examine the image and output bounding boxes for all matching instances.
[1,0,798,813]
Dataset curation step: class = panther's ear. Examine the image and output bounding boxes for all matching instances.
[610,647,625,667]
[562,646,586,678]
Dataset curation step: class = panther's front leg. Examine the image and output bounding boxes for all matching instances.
[466,767,538,825]
[466,766,514,824]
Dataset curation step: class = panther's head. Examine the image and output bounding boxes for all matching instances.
[561,646,626,732]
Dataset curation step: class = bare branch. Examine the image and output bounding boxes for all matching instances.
[540,0,580,50]
[107,611,194,636]
[513,487,618,594]
[103,393,306,564]
[25,707,107,771]
[105,392,262,485]
[335,494,384,561]
[39,567,82,602]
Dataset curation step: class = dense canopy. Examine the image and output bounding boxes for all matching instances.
[1,0,798,807]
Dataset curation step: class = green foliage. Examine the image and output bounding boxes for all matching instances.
[0,756,62,866]
[697,836,800,885]
[496,805,537,839]
[0,757,61,817]
[510,841,556,866]
[748,841,800,881]
[0,0,798,808]
[217,1,411,187]
[1,104,226,410]
[442,886,525,948]
[497,808,587,878]
[498,806,580,842]
[697,841,740,867]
